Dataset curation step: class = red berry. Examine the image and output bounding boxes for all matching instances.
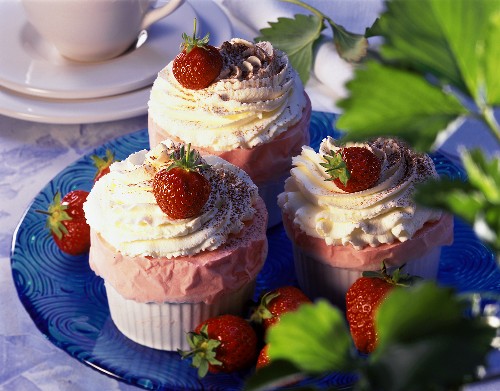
[345,264,414,353]
[321,146,381,193]
[179,314,258,377]
[251,286,311,332]
[172,19,222,90]
[152,144,211,219]
[256,344,270,370]
[256,344,271,369]
[37,190,91,255]
[91,149,115,183]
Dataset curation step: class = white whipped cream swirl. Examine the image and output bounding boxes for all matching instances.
[84,140,259,258]
[278,137,443,249]
[148,39,306,151]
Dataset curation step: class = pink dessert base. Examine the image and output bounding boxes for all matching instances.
[89,197,268,304]
[282,212,454,306]
[148,94,312,227]
[88,197,268,350]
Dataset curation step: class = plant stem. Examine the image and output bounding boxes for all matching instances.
[280,0,342,30]
[280,0,324,19]
[481,106,500,143]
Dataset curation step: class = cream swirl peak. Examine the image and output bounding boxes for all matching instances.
[278,137,443,250]
[83,141,259,258]
[217,39,279,81]
[148,39,306,151]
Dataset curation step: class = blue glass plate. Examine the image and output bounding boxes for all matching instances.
[10,112,499,390]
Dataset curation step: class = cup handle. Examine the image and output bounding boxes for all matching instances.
[141,0,185,30]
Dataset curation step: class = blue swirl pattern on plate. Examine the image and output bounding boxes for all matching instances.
[10,112,499,390]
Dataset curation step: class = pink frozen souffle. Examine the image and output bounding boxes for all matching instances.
[83,140,268,351]
[148,39,311,227]
[278,137,454,306]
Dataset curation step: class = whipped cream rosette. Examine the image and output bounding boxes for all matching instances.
[84,140,268,350]
[148,38,311,227]
[278,137,454,305]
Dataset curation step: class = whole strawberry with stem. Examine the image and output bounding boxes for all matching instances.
[152,143,211,219]
[90,149,115,183]
[179,314,258,377]
[345,263,416,354]
[172,18,223,90]
[251,286,311,332]
[321,146,381,192]
[36,190,90,255]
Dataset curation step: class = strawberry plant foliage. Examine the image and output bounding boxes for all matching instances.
[337,0,500,147]
[246,284,495,391]
[267,300,354,374]
[255,0,367,85]
[336,61,468,151]
[366,283,496,391]
[415,150,500,252]
[257,13,323,86]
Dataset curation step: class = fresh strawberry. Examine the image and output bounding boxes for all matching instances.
[345,263,415,353]
[256,344,270,370]
[251,286,311,331]
[172,18,223,90]
[321,146,381,192]
[179,314,258,377]
[37,190,90,255]
[152,144,211,219]
[91,149,115,182]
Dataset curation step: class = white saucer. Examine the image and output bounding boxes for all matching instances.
[0,0,233,124]
[0,0,197,100]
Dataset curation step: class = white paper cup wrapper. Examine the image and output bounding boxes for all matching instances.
[105,281,256,351]
[293,245,442,308]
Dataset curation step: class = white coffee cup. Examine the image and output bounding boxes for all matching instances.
[22,0,185,62]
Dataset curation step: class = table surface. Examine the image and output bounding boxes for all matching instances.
[2,1,500,390]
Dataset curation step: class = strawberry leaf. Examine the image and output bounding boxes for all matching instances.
[368,0,500,105]
[462,149,500,203]
[364,282,495,391]
[415,150,500,254]
[320,150,350,184]
[336,0,500,151]
[266,300,356,373]
[329,21,367,62]
[336,61,468,151]
[256,13,325,85]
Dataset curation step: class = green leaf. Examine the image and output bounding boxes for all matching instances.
[374,283,463,347]
[415,178,483,223]
[462,149,500,203]
[256,13,325,85]
[266,300,356,373]
[415,150,500,253]
[362,283,496,391]
[328,21,368,62]
[373,0,465,91]
[371,0,500,105]
[336,61,468,151]
[484,7,500,105]
[319,150,350,184]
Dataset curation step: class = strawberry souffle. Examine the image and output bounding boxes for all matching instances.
[148,37,311,227]
[83,140,268,351]
[278,137,454,306]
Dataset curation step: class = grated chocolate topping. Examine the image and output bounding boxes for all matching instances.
[217,39,285,81]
